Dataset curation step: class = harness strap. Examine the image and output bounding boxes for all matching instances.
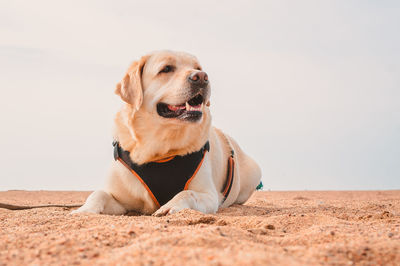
[221,152,235,203]
[219,132,235,204]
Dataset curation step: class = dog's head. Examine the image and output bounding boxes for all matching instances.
[114,51,212,162]
[115,50,210,124]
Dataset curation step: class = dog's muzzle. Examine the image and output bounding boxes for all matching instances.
[156,71,210,122]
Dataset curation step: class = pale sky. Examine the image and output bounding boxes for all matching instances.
[0,1,399,191]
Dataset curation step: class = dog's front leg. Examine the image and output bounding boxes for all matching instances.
[153,190,219,216]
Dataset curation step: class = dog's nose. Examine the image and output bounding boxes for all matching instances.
[188,71,209,85]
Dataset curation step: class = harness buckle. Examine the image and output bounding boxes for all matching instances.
[113,141,120,160]
[203,141,210,152]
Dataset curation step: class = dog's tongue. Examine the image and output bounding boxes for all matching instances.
[167,104,185,111]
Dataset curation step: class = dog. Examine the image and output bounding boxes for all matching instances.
[72,50,261,216]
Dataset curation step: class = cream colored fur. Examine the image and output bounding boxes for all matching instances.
[72,50,261,216]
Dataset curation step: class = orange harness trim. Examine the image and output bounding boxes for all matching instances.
[153,156,176,163]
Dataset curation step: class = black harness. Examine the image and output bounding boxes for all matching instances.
[113,141,234,208]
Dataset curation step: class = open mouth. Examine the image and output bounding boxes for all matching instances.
[157,94,204,122]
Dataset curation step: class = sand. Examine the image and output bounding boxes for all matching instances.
[0,190,399,265]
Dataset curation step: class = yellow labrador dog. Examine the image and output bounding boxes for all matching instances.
[73,50,261,216]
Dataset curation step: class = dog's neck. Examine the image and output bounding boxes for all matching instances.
[114,105,211,165]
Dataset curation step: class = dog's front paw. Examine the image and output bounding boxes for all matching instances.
[70,206,102,215]
[70,209,82,215]
[153,204,188,217]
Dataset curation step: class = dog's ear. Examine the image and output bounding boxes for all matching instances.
[115,55,149,110]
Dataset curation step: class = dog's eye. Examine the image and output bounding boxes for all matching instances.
[159,65,174,74]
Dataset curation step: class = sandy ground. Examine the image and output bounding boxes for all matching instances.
[0,190,399,266]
